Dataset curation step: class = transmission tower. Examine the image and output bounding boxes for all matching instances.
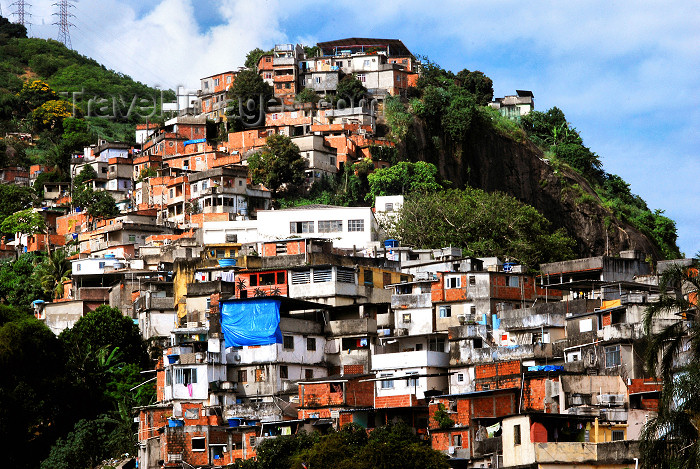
[10,0,31,28]
[52,0,75,49]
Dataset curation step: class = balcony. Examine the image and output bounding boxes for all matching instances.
[391,293,432,309]
[372,350,449,371]
[598,323,639,341]
[327,318,376,336]
[273,57,296,66]
[473,436,502,457]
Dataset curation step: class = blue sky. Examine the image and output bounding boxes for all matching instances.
[7,0,699,256]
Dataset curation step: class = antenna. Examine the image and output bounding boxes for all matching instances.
[10,0,31,29]
[52,0,75,49]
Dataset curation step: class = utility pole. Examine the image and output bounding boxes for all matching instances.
[10,0,31,29]
[52,0,75,49]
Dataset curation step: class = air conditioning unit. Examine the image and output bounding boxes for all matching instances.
[221,381,235,390]
[396,328,409,336]
[231,353,241,362]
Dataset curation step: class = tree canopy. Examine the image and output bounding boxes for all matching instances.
[246,423,448,469]
[640,262,700,468]
[382,187,575,267]
[335,75,369,106]
[247,134,306,194]
[367,161,443,202]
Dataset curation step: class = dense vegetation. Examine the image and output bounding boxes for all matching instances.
[381,61,680,259]
[380,185,576,267]
[0,304,154,469]
[231,422,448,469]
[0,15,174,177]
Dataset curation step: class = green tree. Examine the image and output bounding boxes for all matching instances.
[383,188,575,267]
[0,184,36,222]
[455,69,494,105]
[247,134,306,194]
[367,161,442,201]
[35,249,72,299]
[0,208,45,236]
[296,87,320,104]
[245,47,271,70]
[0,253,47,307]
[85,190,119,220]
[641,261,700,468]
[0,14,28,42]
[335,75,369,106]
[0,306,74,469]
[227,69,274,128]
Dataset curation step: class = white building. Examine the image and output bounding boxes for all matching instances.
[256,205,380,250]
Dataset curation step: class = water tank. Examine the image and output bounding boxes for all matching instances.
[384,239,399,248]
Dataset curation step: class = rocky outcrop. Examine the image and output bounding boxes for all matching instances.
[402,120,660,259]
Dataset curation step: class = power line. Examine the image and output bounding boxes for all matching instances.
[10,0,31,28]
[52,0,75,49]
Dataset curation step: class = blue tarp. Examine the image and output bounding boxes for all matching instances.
[220,298,283,347]
[527,365,564,372]
[184,138,206,146]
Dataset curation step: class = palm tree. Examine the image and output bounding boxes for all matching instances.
[35,248,72,299]
[640,260,700,469]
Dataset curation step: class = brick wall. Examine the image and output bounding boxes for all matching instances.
[375,394,415,409]
[345,379,374,407]
[344,364,364,375]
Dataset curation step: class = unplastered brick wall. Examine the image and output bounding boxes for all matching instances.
[375,394,415,409]
[344,364,364,374]
[345,380,374,407]
[474,360,522,391]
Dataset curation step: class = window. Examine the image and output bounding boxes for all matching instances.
[291,271,311,284]
[318,220,342,233]
[307,337,316,351]
[255,368,265,382]
[226,76,232,84]
[470,305,477,316]
[264,72,272,79]
[337,267,355,283]
[290,221,314,234]
[191,437,206,451]
[452,434,462,447]
[265,56,271,62]
[429,338,445,352]
[214,78,220,86]
[402,313,411,323]
[237,370,247,383]
[446,276,461,289]
[169,188,174,198]
[348,219,364,231]
[165,369,172,386]
[314,76,321,84]
[439,306,452,318]
[380,373,394,389]
[605,345,621,368]
[175,368,198,385]
[469,276,476,285]
[280,365,288,379]
[385,203,393,211]
[357,73,366,83]
[305,369,314,380]
[99,262,106,269]
[514,424,521,445]
[406,372,418,387]
[363,60,370,67]
[457,373,464,382]
[363,269,374,286]
[313,268,332,283]
[211,445,225,460]
[283,335,294,350]
[506,276,520,287]
[611,429,625,441]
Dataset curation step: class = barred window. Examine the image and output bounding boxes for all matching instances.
[347,219,364,232]
[318,220,342,233]
[290,221,314,234]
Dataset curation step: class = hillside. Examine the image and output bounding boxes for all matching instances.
[0,16,175,173]
[383,64,679,261]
